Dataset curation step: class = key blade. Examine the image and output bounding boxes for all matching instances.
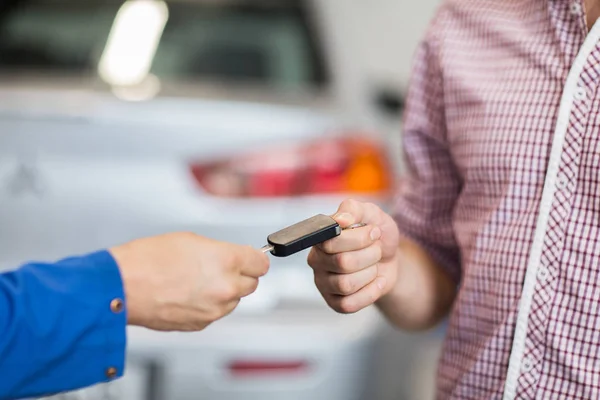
[261,244,274,254]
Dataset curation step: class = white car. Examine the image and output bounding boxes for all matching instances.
[0,1,401,399]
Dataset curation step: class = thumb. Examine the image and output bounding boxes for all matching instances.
[331,211,355,228]
[331,199,364,228]
[239,245,270,278]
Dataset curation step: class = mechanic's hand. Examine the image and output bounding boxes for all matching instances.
[308,199,400,314]
[109,232,269,331]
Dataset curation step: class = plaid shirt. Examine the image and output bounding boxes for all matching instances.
[394,0,600,398]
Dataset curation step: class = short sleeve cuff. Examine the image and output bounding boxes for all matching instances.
[395,222,462,285]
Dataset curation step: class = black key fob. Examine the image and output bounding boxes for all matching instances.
[265,214,341,257]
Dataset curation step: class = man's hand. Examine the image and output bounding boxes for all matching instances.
[109,232,269,331]
[307,199,401,314]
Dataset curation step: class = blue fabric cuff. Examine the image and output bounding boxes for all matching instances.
[87,250,128,382]
[0,250,128,399]
[52,250,128,385]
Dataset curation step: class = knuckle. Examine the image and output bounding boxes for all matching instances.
[249,279,259,294]
[338,297,359,314]
[335,275,355,295]
[217,282,239,302]
[333,252,345,269]
[334,252,354,273]
[320,239,335,254]
[359,233,372,248]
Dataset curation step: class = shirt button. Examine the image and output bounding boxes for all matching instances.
[575,86,587,101]
[570,2,582,16]
[106,367,118,379]
[110,298,124,314]
[522,357,534,373]
[537,266,549,283]
[556,175,569,190]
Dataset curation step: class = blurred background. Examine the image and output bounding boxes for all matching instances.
[0,0,444,399]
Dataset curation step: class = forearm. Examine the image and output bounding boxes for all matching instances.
[376,238,457,331]
[0,251,127,399]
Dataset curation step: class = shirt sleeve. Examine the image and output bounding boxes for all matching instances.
[393,26,463,284]
[0,250,127,399]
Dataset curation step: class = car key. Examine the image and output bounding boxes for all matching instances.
[261,214,366,257]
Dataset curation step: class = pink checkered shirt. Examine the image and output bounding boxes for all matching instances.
[394,0,600,398]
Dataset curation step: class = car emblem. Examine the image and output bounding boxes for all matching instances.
[5,162,45,198]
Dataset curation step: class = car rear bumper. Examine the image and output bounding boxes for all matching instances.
[106,306,385,400]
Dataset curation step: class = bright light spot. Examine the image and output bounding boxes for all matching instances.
[98,0,168,86]
[111,73,161,102]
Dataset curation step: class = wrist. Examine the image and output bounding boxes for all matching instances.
[109,245,144,327]
[375,239,456,331]
[378,247,402,299]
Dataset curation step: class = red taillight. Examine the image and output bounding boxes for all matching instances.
[190,136,393,198]
[227,360,309,377]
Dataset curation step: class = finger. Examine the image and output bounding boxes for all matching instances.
[319,224,381,254]
[220,299,241,319]
[309,243,382,274]
[330,199,363,228]
[332,199,385,229]
[238,275,260,297]
[326,276,387,314]
[315,264,378,296]
[238,246,270,278]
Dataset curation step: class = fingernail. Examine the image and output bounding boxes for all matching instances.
[375,277,387,290]
[370,227,381,241]
[334,213,353,223]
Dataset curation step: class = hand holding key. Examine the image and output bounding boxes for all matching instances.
[110,232,269,332]
[307,199,401,314]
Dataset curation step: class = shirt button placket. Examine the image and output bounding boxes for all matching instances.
[570,2,583,16]
[556,175,569,191]
[575,86,587,101]
[522,357,534,373]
